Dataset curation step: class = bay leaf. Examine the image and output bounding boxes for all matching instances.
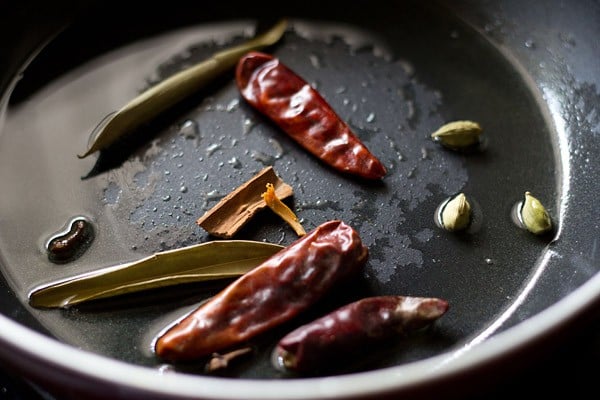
[29,240,283,308]
[78,19,287,158]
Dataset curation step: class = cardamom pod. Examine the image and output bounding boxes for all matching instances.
[520,192,552,235]
[431,120,482,149]
[441,193,472,231]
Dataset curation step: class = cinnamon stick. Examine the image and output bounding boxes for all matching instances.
[196,167,293,238]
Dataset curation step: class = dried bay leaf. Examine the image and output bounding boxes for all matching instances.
[28,240,283,308]
[78,19,288,158]
[197,166,293,238]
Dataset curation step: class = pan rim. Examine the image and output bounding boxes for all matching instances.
[0,262,598,399]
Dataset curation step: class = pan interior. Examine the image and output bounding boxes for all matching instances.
[0,3,559,380]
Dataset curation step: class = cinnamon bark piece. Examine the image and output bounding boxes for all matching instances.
[196,166,293,238]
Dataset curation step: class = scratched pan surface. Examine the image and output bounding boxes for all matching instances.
[0,0,599,399]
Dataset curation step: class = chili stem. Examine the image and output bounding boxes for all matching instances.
[262,183,306,236]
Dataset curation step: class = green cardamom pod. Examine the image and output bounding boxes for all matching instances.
[431,120,482,149]
[520,192,552,235]
[441,193,472,231]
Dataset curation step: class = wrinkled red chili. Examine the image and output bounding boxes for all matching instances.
[274,295,449,373]
[155,220,368,361]
[236,51,387,180]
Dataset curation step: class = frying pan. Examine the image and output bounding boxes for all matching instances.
[0,0,598,399]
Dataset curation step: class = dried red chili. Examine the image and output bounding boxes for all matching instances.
[273,295,449,373]
[154,220,368,361]
[236,51,387,180]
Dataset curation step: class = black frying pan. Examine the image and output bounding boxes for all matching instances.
[0,0,598,399]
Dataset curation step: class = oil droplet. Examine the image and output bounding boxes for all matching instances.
[309,53,322,69]
[205,143,222,156]
[243,117,257,134]
[386,134,405,161]
[251,150,275,166]
[524,38,536,49]
[179,119,199,139]
[268,138,284,159]
[406,100,415,120]
[228,157,242,169]
[298,199,342,211]
[226,98,239,112]
[203,190,223,208]
[511,200,527,230]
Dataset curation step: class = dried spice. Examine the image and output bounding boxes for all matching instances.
[154,220,368,361]
[431,120,482,150]
[29,240,283,308]
[262,183,306,236]
[273,296,449,373]
[205,347,253,373]
[236,52,387,179]
[78,19,287,158]
[196,166,293,238]
[439,193,472,231]
[520,191,552,235]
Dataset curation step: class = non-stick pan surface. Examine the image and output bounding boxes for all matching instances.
[0,0,598,399]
